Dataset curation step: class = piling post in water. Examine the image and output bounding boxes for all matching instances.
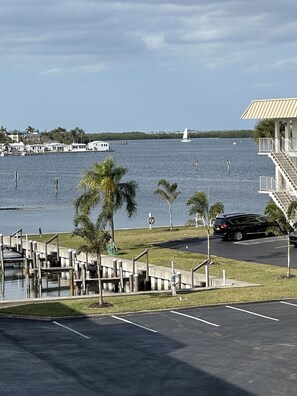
[113,258,117,277]
[68,249,72,269]
[37,254,42,298]
[134,273,139,292]
[54,177,59,195]
[82,263,86,294]
[129,273,133,292]
[24,258,30,292]
[69,269,74,296]
[15,170,18,188]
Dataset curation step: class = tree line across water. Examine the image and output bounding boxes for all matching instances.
[0,125,254,144]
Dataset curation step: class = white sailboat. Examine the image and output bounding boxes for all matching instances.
[181,128,191,143]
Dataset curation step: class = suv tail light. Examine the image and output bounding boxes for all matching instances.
[221,223,228,229]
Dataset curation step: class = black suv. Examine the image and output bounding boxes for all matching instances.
[213,213,276,241]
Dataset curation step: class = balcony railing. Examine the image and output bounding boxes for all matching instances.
[259,176,275,192]
[259,138,274,154]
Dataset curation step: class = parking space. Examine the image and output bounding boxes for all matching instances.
[157,235,296,267]
[2,301,297,395]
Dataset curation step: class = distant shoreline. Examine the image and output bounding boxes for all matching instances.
[86,130,253,141]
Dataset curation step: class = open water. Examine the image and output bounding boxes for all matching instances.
[0,137,274,301]
[0,138,273,235]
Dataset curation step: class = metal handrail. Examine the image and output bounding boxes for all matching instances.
[259,176,276,192]
[44,234,59,268]
[259,138,274,153]
[132,249,149,281]
[9,228,22,252]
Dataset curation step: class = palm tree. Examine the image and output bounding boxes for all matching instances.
[74,156,138,244]
[187,191,224,263]
[72,213,110,306]
[154,179,181,230]
[265,199,294,278]
[286,201,297,278]
[252,118,286,144]
[264,200,290,234]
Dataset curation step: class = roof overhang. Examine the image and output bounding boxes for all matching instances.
[241,98,297,120]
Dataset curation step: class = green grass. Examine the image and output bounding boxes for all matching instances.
[1,227,296,317]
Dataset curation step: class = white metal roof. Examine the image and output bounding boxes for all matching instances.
[241,98,297,119]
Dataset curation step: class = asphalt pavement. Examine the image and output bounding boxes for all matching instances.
[2,301,297,395]
[156,235,296,268]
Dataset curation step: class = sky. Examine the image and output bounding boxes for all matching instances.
[1,0,297,133]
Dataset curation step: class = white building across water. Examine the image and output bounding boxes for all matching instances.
[0,140,111,155]
[242,97,297,218]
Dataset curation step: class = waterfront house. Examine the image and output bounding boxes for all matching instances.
[242,98,297,218]
[65,143,87,152]
[9,142,26,154]
[47,142,66,152]
[26,144,47,154]
[87,140,110,151]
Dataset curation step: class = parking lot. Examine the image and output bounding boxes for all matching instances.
[157,235,297,268]
[1,301,297,395]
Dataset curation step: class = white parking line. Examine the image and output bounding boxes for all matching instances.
[170,310,220,327]
[280,301,297,307]
[226,306,280,321]
[111,315,157,333]
[53,321,90,339]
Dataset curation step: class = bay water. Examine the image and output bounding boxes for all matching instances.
[0,138,274,300]
[0,138,273,234]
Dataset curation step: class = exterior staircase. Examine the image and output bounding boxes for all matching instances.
[270,151,297,193]
[272,190,294,214]
[268,151,297,223]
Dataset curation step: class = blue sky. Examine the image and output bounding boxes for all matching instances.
[1,0,297,133]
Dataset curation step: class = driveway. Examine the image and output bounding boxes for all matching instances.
[156,235,296,268]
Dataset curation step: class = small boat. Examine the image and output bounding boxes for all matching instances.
[181,128,191,143]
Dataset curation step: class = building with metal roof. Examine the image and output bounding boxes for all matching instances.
[241,98,297,120]
[242,98,297,220]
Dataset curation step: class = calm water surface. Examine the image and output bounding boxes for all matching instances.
[0,138,274,301]
[0,138,273,235]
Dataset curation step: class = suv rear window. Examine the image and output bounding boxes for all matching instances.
[214,218,226,225]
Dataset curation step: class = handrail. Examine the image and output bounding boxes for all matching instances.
[259,138,274,153]
[191,258,213,288]
[132,249,149,281]
[9,228,22,252]
[281,136,297,155]
[44,234,59,268]
[259,176,276,192]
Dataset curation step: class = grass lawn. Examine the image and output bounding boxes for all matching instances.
[0,226,296,317]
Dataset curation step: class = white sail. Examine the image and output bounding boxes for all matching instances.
[181,128,191,143]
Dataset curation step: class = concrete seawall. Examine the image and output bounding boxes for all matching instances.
[3,235,256,295]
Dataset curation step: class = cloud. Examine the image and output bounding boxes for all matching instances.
[251,82,282,89]
[0,0,297,72]
[40,67,61,75]
[71,63,107,73]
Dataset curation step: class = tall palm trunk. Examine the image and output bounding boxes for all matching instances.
[168,204,173,231]
[287,233,291,278]
[109,216,115,243]
[207,226,211,262]
[97,253,104,306]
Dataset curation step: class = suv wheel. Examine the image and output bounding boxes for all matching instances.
[233,230,244,241]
